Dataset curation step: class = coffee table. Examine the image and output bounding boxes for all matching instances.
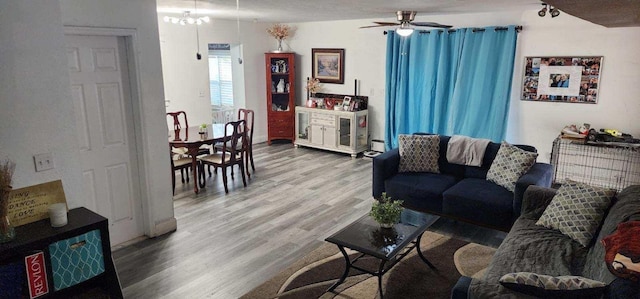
[325,209,439,298]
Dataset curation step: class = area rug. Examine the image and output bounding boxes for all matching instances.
[241,231,496,299]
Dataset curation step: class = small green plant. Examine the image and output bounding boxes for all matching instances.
[369,193,404,226]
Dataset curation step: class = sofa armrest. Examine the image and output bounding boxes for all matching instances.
[513,163,553,219]
[451,276,472,299]
[372,148,400,199]
[520,185,557,218]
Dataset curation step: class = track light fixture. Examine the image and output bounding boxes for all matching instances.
[538,3,560,18]
[538,4,547,17]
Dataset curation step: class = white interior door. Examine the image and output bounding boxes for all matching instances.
[65,34,143,246]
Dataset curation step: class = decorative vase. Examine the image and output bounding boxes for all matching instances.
[0,186,15,243]
[276,79,285,93]
[274,38,283,53]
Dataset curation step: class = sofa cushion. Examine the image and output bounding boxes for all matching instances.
[384,172,458,212]
[499,272,606,298]
[442,178,514,230]
[536,181,616,247]
[398,134,440,173]
[487,142,538,192]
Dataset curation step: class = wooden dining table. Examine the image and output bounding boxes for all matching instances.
[168,123,228,194]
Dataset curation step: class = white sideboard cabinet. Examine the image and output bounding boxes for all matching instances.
[295,106,368,158]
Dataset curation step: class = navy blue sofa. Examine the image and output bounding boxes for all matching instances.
[372,134,553,231]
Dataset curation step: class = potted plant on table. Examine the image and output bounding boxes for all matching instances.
[370,193,403,228]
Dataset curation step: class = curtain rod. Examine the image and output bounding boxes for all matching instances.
[383,25,522,35]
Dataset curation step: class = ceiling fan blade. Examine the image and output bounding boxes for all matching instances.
[373,22,400,26]
[360,24,392,28]
[410,21,453,28]
[359,22,400,29]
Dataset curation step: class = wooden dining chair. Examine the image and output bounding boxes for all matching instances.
[167,111,210,154]
[167,111,188,131]
[214,108,255,178]
[198,120,247,193]
[169,146,193,195]
[167,111,210,193]
[239,109,255,174]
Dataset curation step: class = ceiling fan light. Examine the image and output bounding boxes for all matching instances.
[187,17,195,24]
[196,19,203,25]
[396,28,414,37]
[171,18,179,24]
[163,16,171,22]
[550,7,560,18]
[201,16,210,23]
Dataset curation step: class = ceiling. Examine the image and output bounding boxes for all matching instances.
[156,0,640,27]
[156,0,541,23]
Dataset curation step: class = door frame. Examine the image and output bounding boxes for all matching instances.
[64,26,153,239]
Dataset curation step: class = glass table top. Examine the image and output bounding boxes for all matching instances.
[325,209,439,260]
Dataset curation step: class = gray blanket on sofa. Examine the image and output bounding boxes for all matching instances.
[446,135,490,167]
[469,185,640,298]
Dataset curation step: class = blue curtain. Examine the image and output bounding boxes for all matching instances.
[384,26,518,149]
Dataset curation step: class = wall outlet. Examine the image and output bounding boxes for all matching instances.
[34,153,54,172]
[199,90,205,97]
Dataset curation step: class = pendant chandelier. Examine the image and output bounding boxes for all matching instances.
[163,11,210,25]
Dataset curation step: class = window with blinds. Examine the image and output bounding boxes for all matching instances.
[208,44,233,108]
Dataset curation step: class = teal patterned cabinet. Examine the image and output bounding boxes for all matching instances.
[0,208,123,298]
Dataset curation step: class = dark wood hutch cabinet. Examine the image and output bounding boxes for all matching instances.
[265,52,295,144]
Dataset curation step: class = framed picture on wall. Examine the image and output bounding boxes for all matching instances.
[312,48,345,84]
[521,56,603,104]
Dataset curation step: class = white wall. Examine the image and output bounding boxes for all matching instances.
[0,0,174,237]
[159,9,640,164]
[158,18,272,142]
[0,1,84,205]
[508,12,640,162]
[288,11,640,162]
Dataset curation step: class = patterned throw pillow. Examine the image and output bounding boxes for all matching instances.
[536,181,616,247]
[499,272,606,298]
[486,142,538,192]
[398,134,440,173]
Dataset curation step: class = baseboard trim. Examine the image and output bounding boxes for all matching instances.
[154,217,177,237]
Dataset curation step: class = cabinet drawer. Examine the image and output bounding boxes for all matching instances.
[269,117,291,126]
[270,128,292,137]
[48,229,105,291]
[310,113,335,126]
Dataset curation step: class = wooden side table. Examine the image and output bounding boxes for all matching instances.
[0,207,123,298]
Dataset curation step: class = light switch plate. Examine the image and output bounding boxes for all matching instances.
[34,153,54,172]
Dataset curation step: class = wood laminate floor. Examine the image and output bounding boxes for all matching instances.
[113,142,506,298]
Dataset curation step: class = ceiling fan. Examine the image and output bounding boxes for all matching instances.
[360,11,452,37]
